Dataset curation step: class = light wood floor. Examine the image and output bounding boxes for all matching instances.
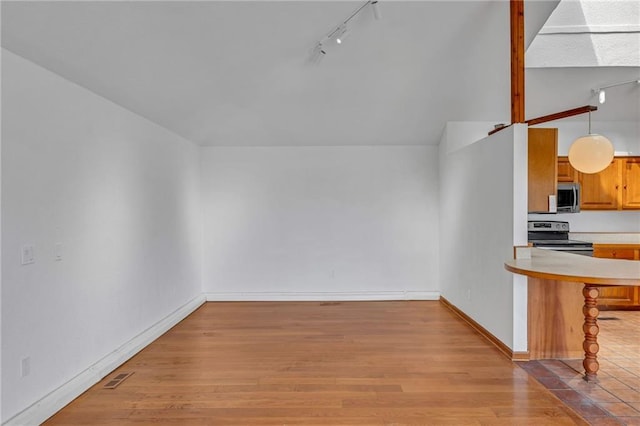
[45,301,586,425]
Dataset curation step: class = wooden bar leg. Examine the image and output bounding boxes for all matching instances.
[582,284,600,382]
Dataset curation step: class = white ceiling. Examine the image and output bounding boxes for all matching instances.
[5,0,630,147]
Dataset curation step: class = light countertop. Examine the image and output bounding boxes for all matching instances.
[505,248,640,286]
[570,233,640,244]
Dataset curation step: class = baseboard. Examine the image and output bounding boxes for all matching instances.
[439,296,529,361]
[511,351,531,361]
[3,294,206,426]
[205,291,440,301]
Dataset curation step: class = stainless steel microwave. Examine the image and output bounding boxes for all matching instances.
[557,183,580,213]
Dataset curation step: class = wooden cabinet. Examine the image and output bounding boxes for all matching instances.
[579,159,621,210]
[556,157,640,210]
[594,244,640,310]
[528,128,558,213]
[528,277,584,359]
[557,157,577,183]
[594,246,638,260]
[622,158,640,209]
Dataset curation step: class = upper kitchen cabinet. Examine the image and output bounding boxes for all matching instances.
[573,157,640,210]
[579,159,621,210]
[557,157,577,183]
[622,158,640,209]
[528,128,558,213]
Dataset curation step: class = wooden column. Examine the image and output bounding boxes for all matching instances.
[510,0,525,123]
[582,284,600,382]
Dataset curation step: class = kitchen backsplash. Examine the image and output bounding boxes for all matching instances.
[569,233,640,244]
[528,211,640,233]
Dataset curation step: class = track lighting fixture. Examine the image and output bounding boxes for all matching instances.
[371,0,381,20]
[310,43,326,64]
[592,79,640,104]
[309,0,381,62]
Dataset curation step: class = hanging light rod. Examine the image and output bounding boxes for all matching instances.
[593,79,640,92]
[592,79,640,104]
[310,0,380,63]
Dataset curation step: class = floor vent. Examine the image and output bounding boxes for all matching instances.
[103,372,134,389]
[598,317,620,321]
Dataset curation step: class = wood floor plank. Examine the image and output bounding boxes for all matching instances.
[43,301,587,425]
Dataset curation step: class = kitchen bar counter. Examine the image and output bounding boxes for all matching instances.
[505,248,640,286]
[505,248,640,382]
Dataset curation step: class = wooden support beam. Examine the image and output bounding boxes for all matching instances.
[487,105,598,136]
[488,124,511,136]
[526,105,598,126]
[511,0,525,123]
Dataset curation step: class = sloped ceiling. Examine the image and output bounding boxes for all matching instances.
[3,1,560,146]
[527,0,640,68]
[525,0,640,123]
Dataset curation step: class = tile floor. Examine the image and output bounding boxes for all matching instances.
[520,311,640,426]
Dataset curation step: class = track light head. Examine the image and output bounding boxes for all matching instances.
[371,0,381,20]
[598,89,606,104]
[310,43,326,64]
[335,25,349,45]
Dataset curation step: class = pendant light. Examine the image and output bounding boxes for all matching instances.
[568,110,614,174]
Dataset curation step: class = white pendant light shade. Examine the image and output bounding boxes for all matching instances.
[568,134,614,174]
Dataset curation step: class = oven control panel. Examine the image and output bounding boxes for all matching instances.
[527,220,569,232]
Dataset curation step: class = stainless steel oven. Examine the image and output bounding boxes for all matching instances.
[528,220,593,256]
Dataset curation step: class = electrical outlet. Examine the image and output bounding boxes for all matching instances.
[466,289,471,300]
[54,243,63,261]
[21,357,31,377]
[21,245,35,265]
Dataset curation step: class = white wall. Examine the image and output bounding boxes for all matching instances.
[0,41,3,426]
[536,121,640,156]
[439,122,505,153]
[1,50,202,422]
[439,124,528,350]
[528,210,640,233]
[201,146,439,300]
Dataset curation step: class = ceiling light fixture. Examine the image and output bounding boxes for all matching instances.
[335,25,349,45]
[591,79,640,105]
[371,0,381,20]
[310,0,381,61]
[310,43,326,64]
[568,110,614,174]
